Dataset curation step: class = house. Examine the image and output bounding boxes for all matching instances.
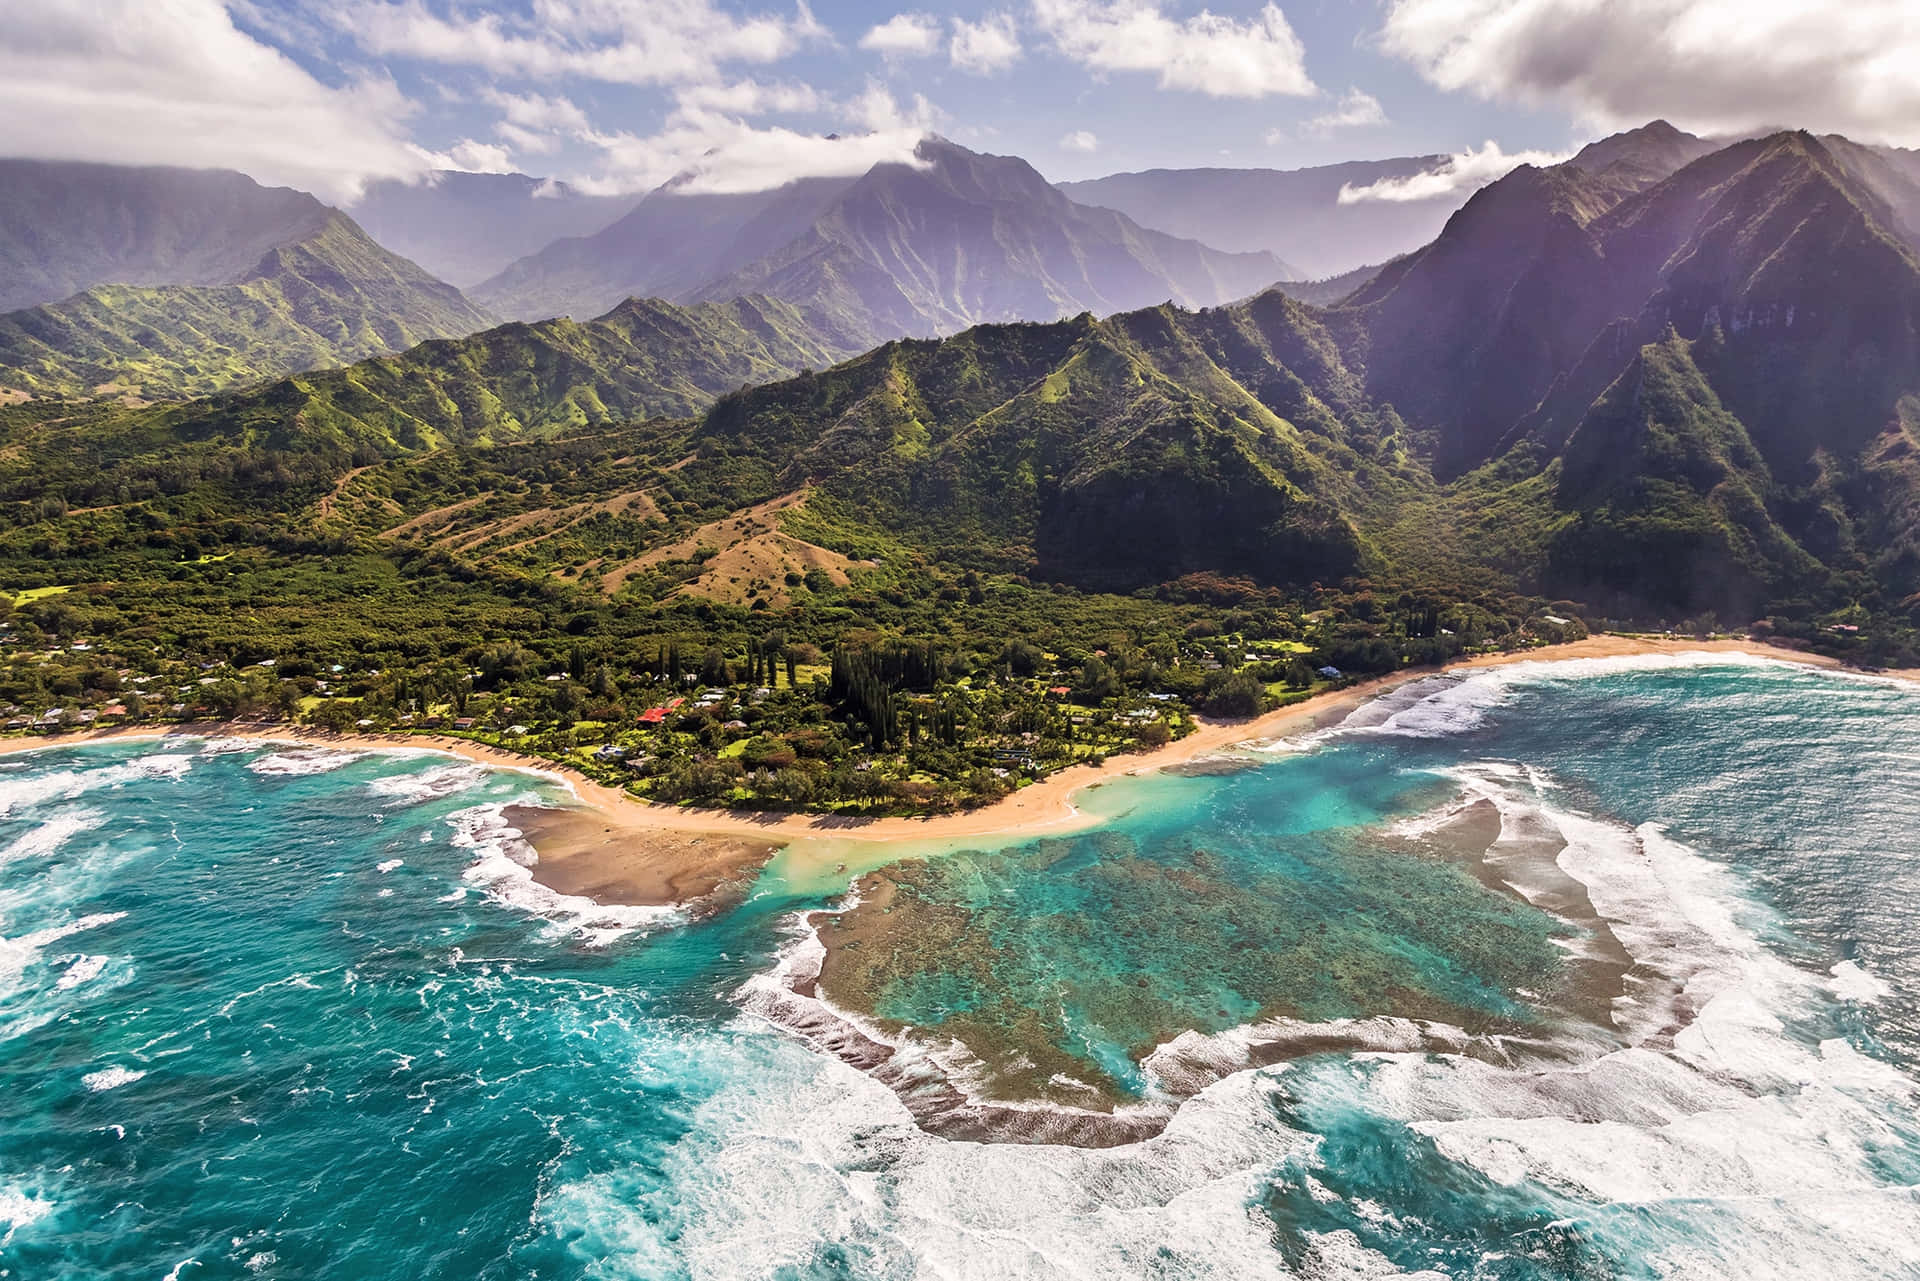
[101,704,127,718]
[722,719,748,731]
[74,709,99,724]
[453,717,478,730]
[593,744,627,762]
[505,725,529,736]
[638,707,670,725]
[1047,685,1071,697]
[1317,666,1343,680]
[4,717,28,731]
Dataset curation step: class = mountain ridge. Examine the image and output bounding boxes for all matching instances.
[477,138,1292,342]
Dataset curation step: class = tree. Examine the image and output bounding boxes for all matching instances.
[1202,671,1267,718]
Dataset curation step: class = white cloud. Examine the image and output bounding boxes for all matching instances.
[562,84,933,196]
[1305,86,1387,135]
[575,112,929,196]
[859,12,941,57]
[1059,129,1099,152]
[0,0,427,203]
[340,0,824,87]
[674,79,824,115]
[416,137,518,173]
[1337,139,1571,203]
[950,12,1023,74]
[1032,0,1316,98]
[844,80,939,134]
[1379,0,1920,146]
[486,88,592,134]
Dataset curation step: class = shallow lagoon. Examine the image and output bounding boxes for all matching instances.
[3,656,1919,1278]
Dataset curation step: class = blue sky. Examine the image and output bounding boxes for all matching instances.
[5,1,1917,205]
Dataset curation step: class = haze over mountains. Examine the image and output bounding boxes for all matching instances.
[1060,154,1457,280]
[349,172,638,288]
[475,138,1294,343]
[0,160,340,315]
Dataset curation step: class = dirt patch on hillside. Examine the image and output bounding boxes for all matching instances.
[601,490,853,604]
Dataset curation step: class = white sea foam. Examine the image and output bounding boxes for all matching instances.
[448,805,680,946]
[55,954,109,989]
[541,1024,1310,1281]
[0,752,196,817]
[375,859,403,874]
[0,912,127,997]
[369,762,492,806]
[1829,960,1893,1005]
[0,808,104,864]
[0,1185,53,1248]
[248,749,362,777]
[81,1065,146,1092]
[133,753,195,779]
[1323,651,1818,744]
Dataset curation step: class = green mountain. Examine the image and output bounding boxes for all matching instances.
[0,211,495,400]
[1,293,864,496]
[0,159,335,313]
[8,127,1920,646]
[476,139,1289,342]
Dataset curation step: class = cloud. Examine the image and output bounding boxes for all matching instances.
[860,12,941,57]
[1378,0,1920,146]
[576,114,928,197]
[565,83,933,196]
[1337,139,1570,203]
[340,0,824,87]
[486,89,592,134]
[416,137,518,173]
[950,13,1022,74]
[673,79,824,115]
[1305,87,1387,135]
[1031,0,1316,98]
[1059,129,1099,152]
[0,0,427,203]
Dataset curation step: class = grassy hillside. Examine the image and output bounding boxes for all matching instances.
[0,213,495,400]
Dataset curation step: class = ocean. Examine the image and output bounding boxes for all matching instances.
[2,655,1917,1279]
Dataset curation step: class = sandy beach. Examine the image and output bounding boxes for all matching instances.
[3,635,1907,905]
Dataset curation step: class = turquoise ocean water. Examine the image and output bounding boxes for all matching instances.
[3,655,1918,1279]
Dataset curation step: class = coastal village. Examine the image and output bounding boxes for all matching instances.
[0,586,1639,815]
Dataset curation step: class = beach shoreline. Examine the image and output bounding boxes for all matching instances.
[2,636,1905,903]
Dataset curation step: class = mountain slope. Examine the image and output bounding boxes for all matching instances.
[219,293,867,449]
[0,159,334,313]
[0,211,496,400]
[0,292,867,499]
[477,139,1288,340]
[10,126,1919,641]
[474,175,858,323]
[349,171,638,287]
[685,139,1289,342]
